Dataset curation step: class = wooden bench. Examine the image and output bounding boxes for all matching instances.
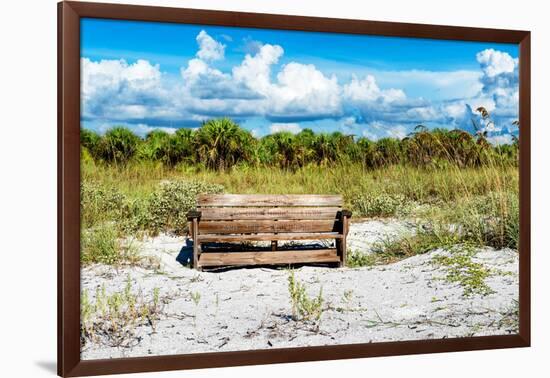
[186,194,351,270]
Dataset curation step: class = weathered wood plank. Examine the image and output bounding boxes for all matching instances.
[200,207,341,220]
[198,194,343,207]
[199,249,339,267]
[197,232,343,242]
[199,219,340,234]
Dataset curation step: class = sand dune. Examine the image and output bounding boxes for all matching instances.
[80,219,518,360]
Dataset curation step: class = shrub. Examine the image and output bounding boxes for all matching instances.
[118,197,150,234]
[146,180,224,234]
[352,193,413,217]
[453,192,519,249]
[81,181,127,227]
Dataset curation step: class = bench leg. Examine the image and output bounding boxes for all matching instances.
[336,240,343,267]
[340,215,349,267]
[271,240,278,251]
[192,218,201,270]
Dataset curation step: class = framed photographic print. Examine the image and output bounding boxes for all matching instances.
[58,1,530,376]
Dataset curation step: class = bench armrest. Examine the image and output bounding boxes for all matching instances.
[341,209,352,218]
[186,210,202,221]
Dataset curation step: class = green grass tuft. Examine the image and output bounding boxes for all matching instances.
[432,245,495,297]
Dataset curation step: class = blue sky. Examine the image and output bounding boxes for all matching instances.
[81,18,520,143]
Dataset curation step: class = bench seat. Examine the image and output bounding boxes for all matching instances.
[199,249,340,267]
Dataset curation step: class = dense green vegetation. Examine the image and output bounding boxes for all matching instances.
[81,118,518,170]
[80,117,519,267]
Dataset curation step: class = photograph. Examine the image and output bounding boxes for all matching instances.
[78,16,520,360]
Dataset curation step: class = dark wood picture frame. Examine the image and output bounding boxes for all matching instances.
[58,1,531,376]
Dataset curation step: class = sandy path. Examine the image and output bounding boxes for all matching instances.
[80,219,518,360]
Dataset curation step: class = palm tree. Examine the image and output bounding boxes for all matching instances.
[165,128,195,166]
[374,137,402,167]
[403,124,438,166]
[259,132,297,169]
[80,128,101,159]
[312,133,334,165]
[356,137,376,169]
[97,126,141,165]
[139,129,171,161]
[194,118,255,170]
[294,128,316,166]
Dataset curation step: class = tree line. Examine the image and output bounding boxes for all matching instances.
[81,117,518,170]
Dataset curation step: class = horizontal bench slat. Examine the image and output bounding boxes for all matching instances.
[199,220,340,234]
[198,194,342,207]
[197,232,343,242]
[200,207,341,220]
[199,249,339,267]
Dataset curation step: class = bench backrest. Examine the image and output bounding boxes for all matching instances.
[197,194,343,234]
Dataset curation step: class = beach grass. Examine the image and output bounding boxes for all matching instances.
[81,150,518,264]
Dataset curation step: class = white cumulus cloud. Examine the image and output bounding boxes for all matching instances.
[81,58,176,121]
[343,74,406,104]
[196,30,225,61]
[270,123,302,134]
[233,44,284,95]
[360,121,410,140]
[269,62,341,117]
[81,58,161,102]
[487,134,514,145]
[476,49,517,78]
[475,48,519,119]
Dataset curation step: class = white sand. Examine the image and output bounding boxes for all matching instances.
[80,219,518,360]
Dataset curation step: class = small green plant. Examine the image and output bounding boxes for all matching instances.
[190,291,201,328]
[80,280,164,348]
[342,289,354,311]
[371,227,460,264]
[287,270,324,326]
[346,250,377,267]
[497,299,519,332]
[190,291,201,306]
[432,245,494,297]
[80,223,139,266]
[343,290,353,303]
[80,224,117,265]
[153,287,160,308]
[80,289,95,341]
